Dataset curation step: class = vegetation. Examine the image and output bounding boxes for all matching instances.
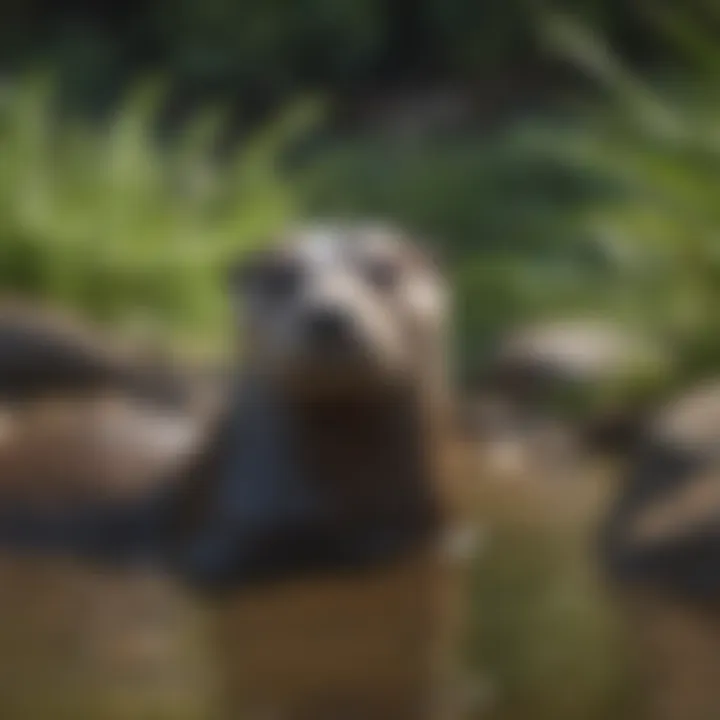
[0,76,318,349]
[0,73,608,364]
[0,0,680,121]
[7,29,720,386]
[540,11,720,384]
[4,4,720,720]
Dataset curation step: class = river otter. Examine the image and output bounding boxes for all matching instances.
[0,222,473,718]
[200,222,475,720]
[600,380,720,720]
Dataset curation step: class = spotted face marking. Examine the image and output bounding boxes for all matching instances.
[231,222,448,398]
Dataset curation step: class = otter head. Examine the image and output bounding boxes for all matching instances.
[231,222,448,403]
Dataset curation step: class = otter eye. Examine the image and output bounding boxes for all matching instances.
[364,258,400,292]
[259,262,303,301]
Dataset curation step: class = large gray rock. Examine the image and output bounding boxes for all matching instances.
[601,379,720,601]
[0,395,210,718]
[479,319,674,453]
[0,302,205,409]
[492,319,670,403]
[599,380,720,720]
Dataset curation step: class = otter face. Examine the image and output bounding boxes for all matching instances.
[231,223,448,398]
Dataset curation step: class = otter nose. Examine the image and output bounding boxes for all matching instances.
[304,307,353,350]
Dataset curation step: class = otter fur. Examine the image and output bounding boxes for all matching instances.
[0,222,475,719]
[191,222,472,719]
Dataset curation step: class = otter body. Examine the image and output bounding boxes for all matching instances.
[203,388,467,720]
[0,222,472,719]
[199,223,472,719]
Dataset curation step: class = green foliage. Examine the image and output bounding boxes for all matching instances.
[0,0,679,119]
[155,0,387,91]
[0,75,318,347]
[538,11,720,381]
[7,5,720,391]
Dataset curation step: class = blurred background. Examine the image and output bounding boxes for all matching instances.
[2,0,720,718]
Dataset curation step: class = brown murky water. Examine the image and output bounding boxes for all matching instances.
[0,404,639,720]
